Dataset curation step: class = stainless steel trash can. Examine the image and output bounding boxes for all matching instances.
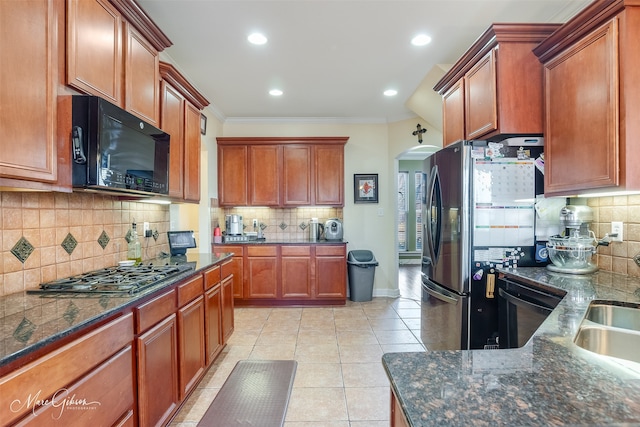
[347,250,379,302]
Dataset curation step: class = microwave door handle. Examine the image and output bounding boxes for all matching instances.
[72,126,87,164]
[498,288,554,315]
[422,275,458,304]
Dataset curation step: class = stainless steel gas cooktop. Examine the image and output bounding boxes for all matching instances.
[28,263,194,295]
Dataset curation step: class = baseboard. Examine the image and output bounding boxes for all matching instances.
[373,288,401,298]
[398,259,421,265]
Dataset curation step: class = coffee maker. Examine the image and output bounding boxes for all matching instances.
[225,214,243,236]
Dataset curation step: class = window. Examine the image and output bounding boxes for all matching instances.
[398,172,408,251]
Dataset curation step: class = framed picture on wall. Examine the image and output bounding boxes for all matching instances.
[354,174,378,203]
[200,114,207,135]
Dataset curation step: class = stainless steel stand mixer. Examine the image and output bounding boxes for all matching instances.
[546,206,599,274]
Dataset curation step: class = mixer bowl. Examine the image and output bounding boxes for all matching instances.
[546,243,596,269]
[548,235,596,247]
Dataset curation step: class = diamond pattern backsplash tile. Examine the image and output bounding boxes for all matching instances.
[299,222,308,230]
[63,301,80,325]
[279,222,288,230]
[61,233,78,255]
[11,237,35,263]
[98,230,110,249]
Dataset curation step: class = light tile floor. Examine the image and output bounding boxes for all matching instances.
[170,266,423,427]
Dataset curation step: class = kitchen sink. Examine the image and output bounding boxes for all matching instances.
[574,325,640,364]
[574,301,640,364]
[584,302,640,332]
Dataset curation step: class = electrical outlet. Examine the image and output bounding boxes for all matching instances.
[611,221,623,242]
[252,219,258,228]
[143,222,152,238]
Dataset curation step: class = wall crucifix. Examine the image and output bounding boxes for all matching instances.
[412,123,427,144]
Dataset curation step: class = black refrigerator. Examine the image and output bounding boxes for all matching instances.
[420,138,546,350]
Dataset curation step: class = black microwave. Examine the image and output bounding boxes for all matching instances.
[71,96,170,196]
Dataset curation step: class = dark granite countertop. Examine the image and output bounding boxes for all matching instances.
[0,252,232,368]
[383,267,640,426]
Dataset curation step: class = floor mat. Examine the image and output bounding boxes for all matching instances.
[197,359,297,427]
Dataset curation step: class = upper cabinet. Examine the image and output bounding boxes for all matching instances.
[159,62,210,203]
[534,0,640,196]
[67,0,171,126]
[0,0,62,187]
[217,137,348,207]
[434,24,561,146]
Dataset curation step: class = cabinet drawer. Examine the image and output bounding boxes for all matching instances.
[204,265,221,290]
[177,274,204,307]
[218,245,243,256]
[282,245,311,256]
[0,313,134,426]
[136,289,177,332]
[15,345,135,426]
[247,245,278,257]
[316,245,346,256]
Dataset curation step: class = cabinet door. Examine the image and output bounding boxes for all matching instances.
[314,145,344,206]
[442,79,465,146]
[137,315,179,427]
[315,246,347,299]
[246,246,279,298]
[249,145,281,206]
[543,20,618,194]
[184,102,202,202]
[67,0,122,105]
[0,0,58,183]
[281,246,312,298]
[465,49,497,139]
[218,145,248,206]
[283,145,312,206]
[161,82,185,199]
[221,274,235,342]
[178,296,206,399]
[205,284,223,364]
[124,23,159,125]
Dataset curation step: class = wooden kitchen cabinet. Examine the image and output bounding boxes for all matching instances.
[283,145,312,205]
[137,314,179,427]
[315,245,347,299]
[205,283,223,364]
[246,246,279,299]
[160,62,210,203]
[281,246,313,298]
[533,1,640,196]
[221,272,235,342]
[441,79,465,146]
[314,144,345,205]
[0,313,134,426]
[217,137,348,207]
[218,145,249,206]
[434,24,560,145]
[390,389,410,427]
[215,245,245,299]
[249,145,281,206]
[67,0,171,125]
[0,0,61,186]
[178,295,206,399]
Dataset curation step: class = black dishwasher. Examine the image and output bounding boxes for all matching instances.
[498,277,564,349]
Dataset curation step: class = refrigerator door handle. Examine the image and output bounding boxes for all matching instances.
[421,274,458,304]
[425,165,439,266]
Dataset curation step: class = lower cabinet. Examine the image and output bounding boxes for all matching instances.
[0,313,134,426]
[178,296,206,399]
[205,283,223,364]
[137,314,179,427]
[315,245,347,299]
[390,389,410,427]
[217,243,347,305]
[221,271,235,341]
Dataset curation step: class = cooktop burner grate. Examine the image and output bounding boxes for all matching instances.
[30,264,194,295]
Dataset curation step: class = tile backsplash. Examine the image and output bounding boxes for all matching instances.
[0,191,170,295]
[211,206,343,241]
[587,195,640,277]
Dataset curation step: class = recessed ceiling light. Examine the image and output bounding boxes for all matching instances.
[411,34,432,46]
[269,89,283,96]
[248,32,267,45]
[384,89,398,97]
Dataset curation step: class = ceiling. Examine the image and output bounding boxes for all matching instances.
[136,0,591,125]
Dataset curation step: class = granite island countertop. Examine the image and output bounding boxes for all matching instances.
[383,267,640,426]
[213,238,347,245]
[0,252,232,369]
